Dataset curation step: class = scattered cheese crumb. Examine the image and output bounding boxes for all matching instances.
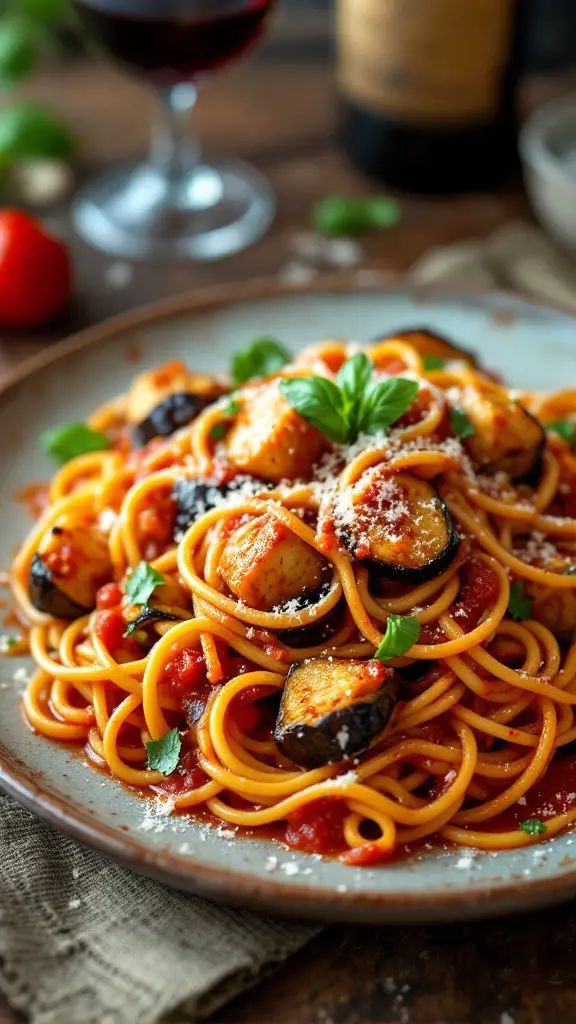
[264,856,278,873]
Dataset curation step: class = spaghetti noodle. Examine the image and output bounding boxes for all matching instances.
[10,329,576,865]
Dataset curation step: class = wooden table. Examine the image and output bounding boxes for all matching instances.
[2,52,575,1024]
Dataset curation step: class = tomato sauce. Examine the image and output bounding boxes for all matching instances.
[285,798,347,855]
[486,755,576,832]
[420,558,500,644]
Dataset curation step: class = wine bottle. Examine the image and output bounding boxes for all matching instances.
[337,0,519,194]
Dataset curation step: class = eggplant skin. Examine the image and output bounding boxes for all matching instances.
[29,553,91,619]
[172,475,265,539]
[132,392,212,447]
[274,658,397,769]
[372,327,479,368]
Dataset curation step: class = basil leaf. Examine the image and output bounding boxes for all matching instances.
[518,818,547,837]
[0,20,36,85]
[41,422,109,465]
[279,376,349,444]
[337,352,373,406]
[232,337,290,385]
[312,195,401,237]
[0,103,75,164]
[359,377,419,436]
[450,407,475,439]
[548,419,576,449]
[125,561,165,607]
[210,399,240,440]
[375,614,421,661]
[507,581,533,622]
[20,0,69,20]
[145,728,181,775]
[422,354,446,371]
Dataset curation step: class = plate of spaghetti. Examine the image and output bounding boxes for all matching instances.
[4,278,576,923]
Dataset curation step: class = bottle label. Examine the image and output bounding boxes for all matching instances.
[337,0,512,124]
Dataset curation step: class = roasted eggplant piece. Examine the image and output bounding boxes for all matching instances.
[225,381,325,483]
[29,523,113,618]
[126,362,226,447]
[219,512,327,611]
[373,328,479,368]
[172,475,266,539]
[457,388,545,482]
[335,468,458,582]
[274,658,397,768]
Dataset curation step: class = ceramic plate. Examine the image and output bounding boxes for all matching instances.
[3,278,576,925]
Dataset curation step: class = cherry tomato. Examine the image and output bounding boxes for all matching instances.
[0,209,71,328]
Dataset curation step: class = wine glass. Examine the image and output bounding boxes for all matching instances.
[72,0,276,261]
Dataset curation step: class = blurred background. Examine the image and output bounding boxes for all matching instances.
[3,0,576,359]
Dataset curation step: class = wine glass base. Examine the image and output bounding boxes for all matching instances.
[72,157,275,261]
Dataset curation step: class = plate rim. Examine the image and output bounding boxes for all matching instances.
[3,274,576,923]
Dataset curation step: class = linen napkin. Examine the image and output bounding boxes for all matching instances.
[0,219,574,1024]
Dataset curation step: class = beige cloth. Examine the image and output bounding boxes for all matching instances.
[1,219,574,1024]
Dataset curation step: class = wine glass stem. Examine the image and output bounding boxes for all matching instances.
[152,84,200,182]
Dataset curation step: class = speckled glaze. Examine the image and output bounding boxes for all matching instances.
[3,277,576,924]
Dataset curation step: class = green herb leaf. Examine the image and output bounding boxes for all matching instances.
[210,399,240,440]
[519,818,547,837]
[0,20,36,85]
[337,352,373,411]
[279,376,348,444]
[125,562,165,607]
[6,637,18,648]
[359,377,419,436]
[145,728,181,775]
[422,354,446,371]
[41,422,109,465]
[548,419,576,449]
[231,337,290,385]
[450,407,476,439]
[312,195,401,237]
[375,614,421,661]
[19,0,69,20]
[507,581,533,622]
[0,103,75,164]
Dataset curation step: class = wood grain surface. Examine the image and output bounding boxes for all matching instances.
[2,44,576,1024]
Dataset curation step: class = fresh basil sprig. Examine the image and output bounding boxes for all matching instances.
[279,353,418,445]
[125,561,165,607]
[210,398,240,440]
[145,728,181,775]
[375,614,421,661]
[231,337,290,385]
[41,422,110,465]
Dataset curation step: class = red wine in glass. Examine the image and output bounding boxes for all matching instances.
[75,0,274,85]
[71,0,277,261]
